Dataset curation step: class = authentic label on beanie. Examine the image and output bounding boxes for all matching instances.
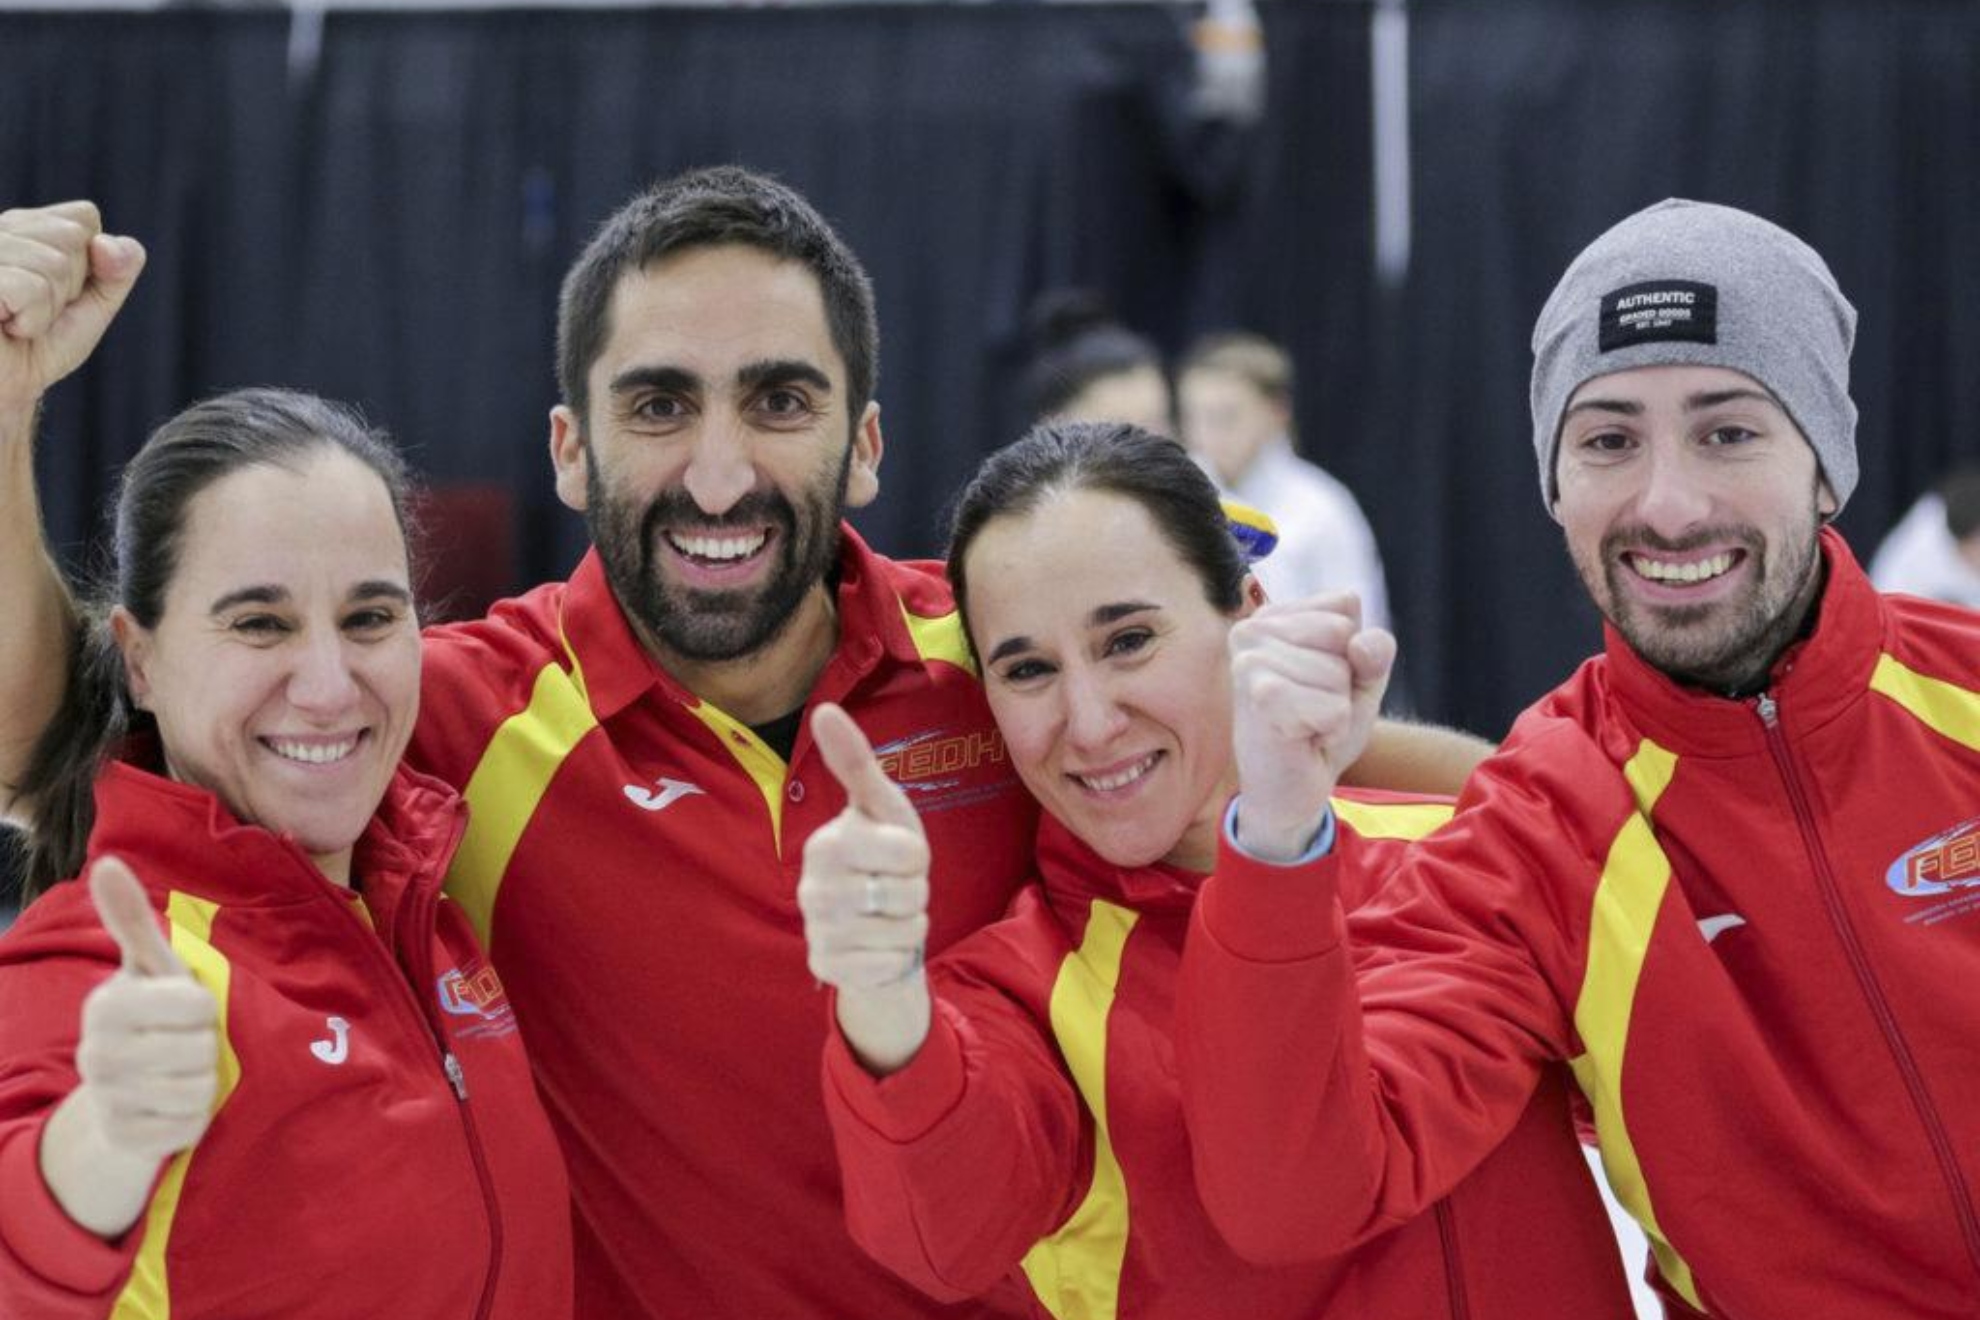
[1598,279,1718,352]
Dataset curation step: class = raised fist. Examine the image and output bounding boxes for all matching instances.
[1228,592,1395,861]
[0,201,146,414]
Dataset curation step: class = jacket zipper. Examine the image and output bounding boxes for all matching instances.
[1755,692,1980,1283]
[1433,1200,1471,1320]
[334,863,507,1320]
[396,884,507,1320]
[443,1049,505,1320]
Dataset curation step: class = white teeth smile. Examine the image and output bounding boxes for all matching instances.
[1631,551,1735,584]
[670,531,768,562]
[268,736,359,765]
[1077,754,1159,793]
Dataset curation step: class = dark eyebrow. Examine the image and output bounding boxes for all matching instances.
[736,359,834,396]
[606,365,699,399]
[1091,601,1158,626]
[209,585,288,615]
[983,601,1159,666]
[985,635,1035,666]
[1562,397,1642,421]
[1686,388,1777,412]
[349,581,415,606]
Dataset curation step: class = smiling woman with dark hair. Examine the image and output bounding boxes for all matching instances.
[0,212,569,1320]
[796,419,1633,1318]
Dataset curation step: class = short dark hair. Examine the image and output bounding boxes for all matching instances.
[946,419,1247,652]
[1022,290,1164,421]
[12,389,415,901]
[556,166,880,426]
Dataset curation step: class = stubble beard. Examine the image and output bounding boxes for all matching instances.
[1577,503,1828,695]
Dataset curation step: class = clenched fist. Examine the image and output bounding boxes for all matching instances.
[1229,592,1395,862]
[0,201,145,415]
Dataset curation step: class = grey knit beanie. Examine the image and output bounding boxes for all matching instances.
[1530,199,1857,512]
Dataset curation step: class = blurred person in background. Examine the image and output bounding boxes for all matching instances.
[1868,465,1980,607]
[1177,331,1391,632]
[1024,290,1174,437]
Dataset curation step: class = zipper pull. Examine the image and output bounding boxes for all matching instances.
[1755,692,1779,728]
[443,1051,469,1101]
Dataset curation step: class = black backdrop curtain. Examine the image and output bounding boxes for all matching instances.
[3,0,1979,760]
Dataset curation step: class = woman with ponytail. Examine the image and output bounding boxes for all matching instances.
[0,214,570,1320]
[798,421,1634,1318]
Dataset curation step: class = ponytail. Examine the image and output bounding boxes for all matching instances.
[13,610,143,902]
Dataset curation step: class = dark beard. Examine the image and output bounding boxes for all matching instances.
[588,447,852,663]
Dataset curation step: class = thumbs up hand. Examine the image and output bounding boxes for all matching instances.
[0,202,146,416]
[40,858,221,1238]
[73,857,220,1163]
[798,704,933,1075]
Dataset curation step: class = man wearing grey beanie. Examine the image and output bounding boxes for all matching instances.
[1179,200,1980,1320]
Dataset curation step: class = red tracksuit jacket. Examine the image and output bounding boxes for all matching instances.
[0,759,572,1319]
[824,803,1634,1318]
[410,530,1037,1319]
[1180,530,1980,1318]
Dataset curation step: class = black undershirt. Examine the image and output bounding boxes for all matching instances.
[743,562,844,761]
[750,707,806,762]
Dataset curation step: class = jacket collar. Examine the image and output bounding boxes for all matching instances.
[557,522,923,724]
[86,753,466,920]
[1033,811,1203,916]
[1600,526,1884,755]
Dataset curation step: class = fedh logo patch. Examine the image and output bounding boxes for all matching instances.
[437,960,520,1040]
[1887,815,1980,898]
[872,728,1014,813]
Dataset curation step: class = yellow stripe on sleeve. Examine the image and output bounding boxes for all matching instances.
[111,894,241,1320]
[1569,739,1706,1311]
[1331,798,1454,841]
[1020,900,1138,1320]
[448,657,599,947]
[900,600,978,676]
[1868,653,1980,752]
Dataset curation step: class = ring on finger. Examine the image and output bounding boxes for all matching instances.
[861,875,886,916]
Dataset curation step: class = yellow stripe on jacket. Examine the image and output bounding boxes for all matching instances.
[1332,797,1455,840]
[112,893,242,1320]
[1020,900,1139,1320]
[1869,653,1980,751]
[449,638,598,948]
[1568,739,1705,1311]
[900,600,977,676]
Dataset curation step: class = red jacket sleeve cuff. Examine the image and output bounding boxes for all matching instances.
[822,996,970,1143]
[1199,833,1347,963]
[0,1119,139,1298]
